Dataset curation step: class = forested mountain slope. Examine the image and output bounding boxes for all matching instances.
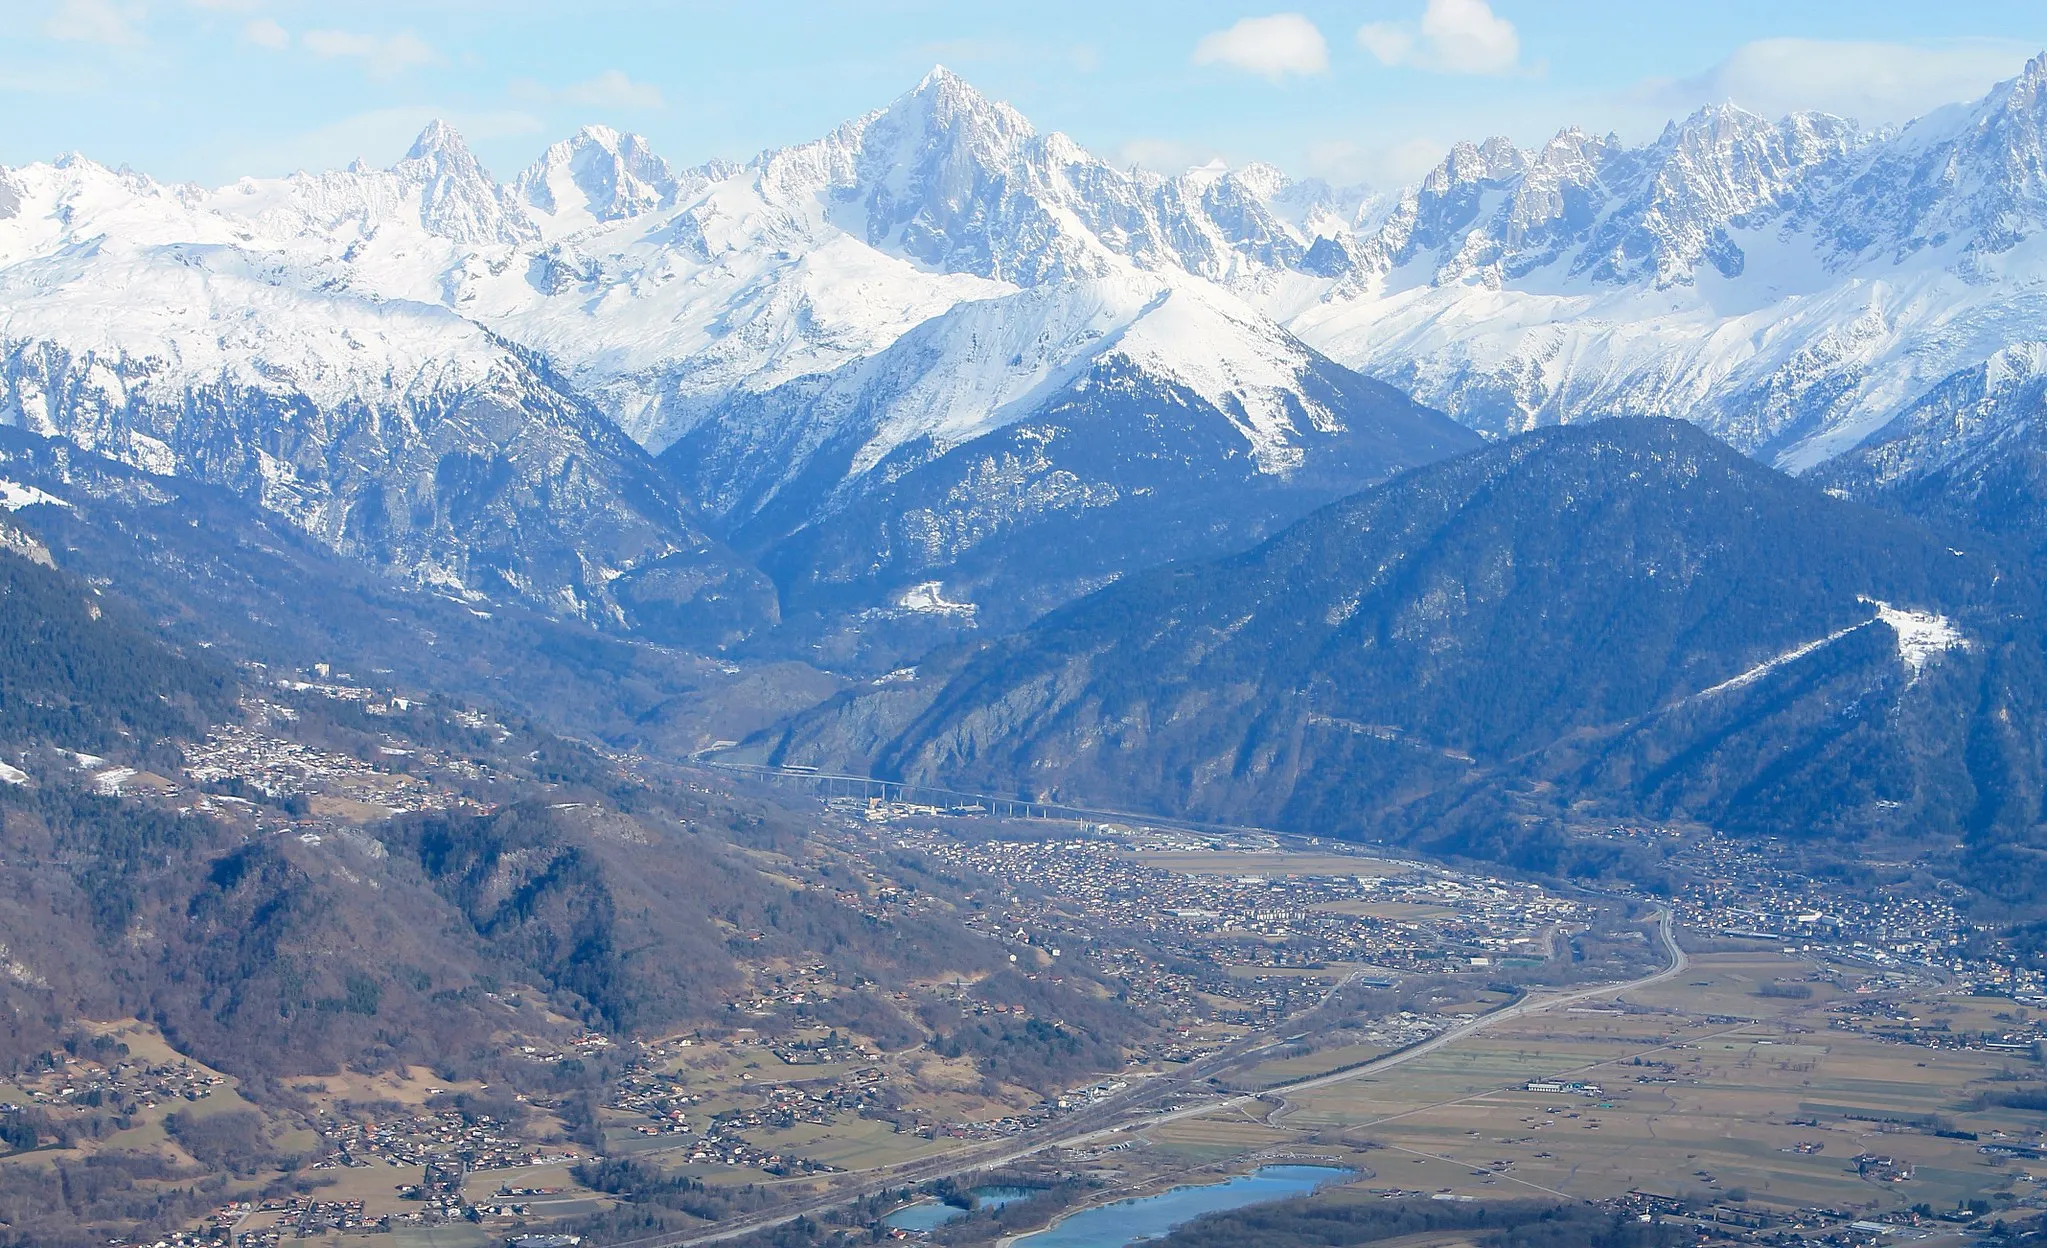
[763,419,2047,901]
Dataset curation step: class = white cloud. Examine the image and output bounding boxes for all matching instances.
[1359,0,1519,76]
[1304,135,1449,188]
[910,36,1104,75]
[42,0,144,45]
[1621,37,2034,131]
[513,69,665,111]
[0,61,101,93]
[1192,13,1328,80]
[302,28,440,79]
[241,17,287,50]
[1115,136,1227,174]
[228,106,544,177]
[1355,25,1414,67]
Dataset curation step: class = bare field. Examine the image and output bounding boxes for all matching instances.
[1238,1042,1401,1089]
[1145,1113,1302,1163]
[307,793,400,822]
[1230,952,2037,1216]
[303,1162,429,1211]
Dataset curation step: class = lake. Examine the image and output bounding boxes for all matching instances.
[879,1184,1039,1232]
[1010,1164,1352,1247]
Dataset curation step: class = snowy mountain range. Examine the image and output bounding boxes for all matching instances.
[5,56,2047,643]
[1282,53,2047,472]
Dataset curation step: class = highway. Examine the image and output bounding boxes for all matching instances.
[614,905,1687,1248]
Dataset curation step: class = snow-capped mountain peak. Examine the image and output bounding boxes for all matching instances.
[778,64,1052,278]
[1227,161,1291,203]
[402,118,466,163]
[391,120,538,246]
[738,65,1323,291]
[685,270,1349,508]
[515,125,689,237]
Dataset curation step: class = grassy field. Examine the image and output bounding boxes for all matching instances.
[1188,951,2042,1218]
[1234,1042,1400,1090]
[31,1020,276,1165]
[738,1115,955,1172]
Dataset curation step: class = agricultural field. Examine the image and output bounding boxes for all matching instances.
[1210,950,2045,1220]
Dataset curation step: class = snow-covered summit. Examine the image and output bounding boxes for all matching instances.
[1279,54,2047,470]
[1825,51,2047,265]
[392,120,539,246]
[668,270,1377,528]
[0,126,774,639]
[513,125,731,239]
[8,57,2047,638]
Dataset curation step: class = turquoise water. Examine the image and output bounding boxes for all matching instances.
[880,1200,966,1233]
[1012,1164,1351,1248]
[879,1184,1042,1232]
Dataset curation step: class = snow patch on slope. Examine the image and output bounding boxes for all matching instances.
[894,581,976,616]
[1109,278,1338,474]
[0,480,69,510]
[1862,596,1967,676]
[1687,598,1967,702]
[1692,623,1868,701]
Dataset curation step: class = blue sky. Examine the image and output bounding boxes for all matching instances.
[3,1,2045,187]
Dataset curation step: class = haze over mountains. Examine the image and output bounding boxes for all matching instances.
[6,55,2047,655]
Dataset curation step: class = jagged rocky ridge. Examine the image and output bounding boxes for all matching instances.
[1279,58,2047,471]
[0,73,1481,642]
[491,50,2047,488]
